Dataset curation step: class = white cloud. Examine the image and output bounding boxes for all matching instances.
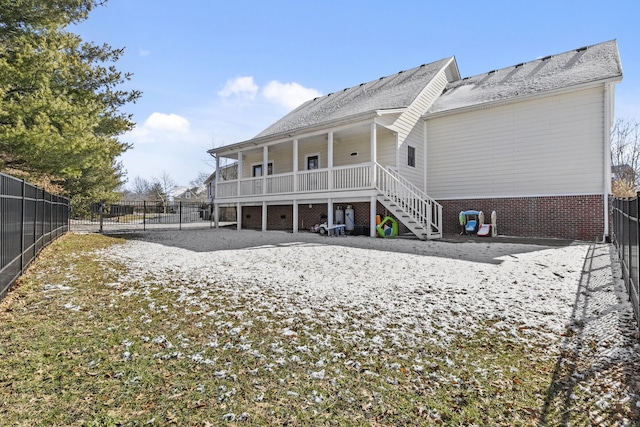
[144,112,190,133]
[128,112,190,144]
[262,81,322,110]
[139,48,150,57]
[218,76,259,99]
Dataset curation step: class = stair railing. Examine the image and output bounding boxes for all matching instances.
[375,163,442,237]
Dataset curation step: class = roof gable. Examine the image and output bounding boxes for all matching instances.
[255,57,456,139]
[428,40,622,114]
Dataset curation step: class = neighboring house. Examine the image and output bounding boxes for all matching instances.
[208,40,622,241]
[171,186,206,203]
[204,163,238,204]
[204,165,238,221]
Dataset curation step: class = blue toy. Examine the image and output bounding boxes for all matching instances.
[459,210,481,235]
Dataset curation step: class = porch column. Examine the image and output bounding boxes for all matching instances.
[293,139,298,192]
[327,132,333,190]
[237,203,242,231]
[214,155,220,229]
[237,152,243,196]
[328,198,333,227]
[370,195,377,237]
[215,155,220,200]
[293,200,298,233]
[214,204,219,228]
[262,146,268,195]
[370,122,377,189]
[262,201,267,231]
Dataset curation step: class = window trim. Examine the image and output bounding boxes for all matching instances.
[251,161,274,177]
[305,153,320,170]
[407,145,416,168]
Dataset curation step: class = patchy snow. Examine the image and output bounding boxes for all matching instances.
[429,40,621,114]
[96,228,639,420]
[255,57,451,139]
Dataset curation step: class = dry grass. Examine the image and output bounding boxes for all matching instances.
[0,233,637,426]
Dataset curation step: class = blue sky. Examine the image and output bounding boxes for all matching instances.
[73,0,640,187]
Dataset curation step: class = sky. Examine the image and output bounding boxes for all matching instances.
[72,0,640,188]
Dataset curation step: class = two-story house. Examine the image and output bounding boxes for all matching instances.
[208,40,622,241]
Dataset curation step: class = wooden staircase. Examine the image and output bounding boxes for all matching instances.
[375,164,442,240]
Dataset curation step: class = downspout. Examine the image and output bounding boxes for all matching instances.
[603,82,614,242]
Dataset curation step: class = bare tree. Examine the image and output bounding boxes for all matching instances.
[218,157,238,180]
[129,176,152,200]
[189,171,211,188]
[611,118,640,197]
[152,171,175,213]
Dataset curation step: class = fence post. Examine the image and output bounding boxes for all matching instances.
[637,193,640,324]
[33,187,38,253]
[20,179,25,274]
[99,199,104,233]
[143,200,146,231]
[179,201,182,230]
[49,193,52,238]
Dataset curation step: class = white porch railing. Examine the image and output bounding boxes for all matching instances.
[267,174,294,194]
[216,165,370,198]
[333,164,371,189]
[216,181,238,198]
[297,169,328,192]
[240,177,264,196]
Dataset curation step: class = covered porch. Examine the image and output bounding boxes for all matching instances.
[209,118,442,240]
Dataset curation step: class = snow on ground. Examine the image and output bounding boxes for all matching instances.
[96,228,640,415]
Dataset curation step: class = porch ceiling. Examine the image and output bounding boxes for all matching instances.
[216,121,392,159]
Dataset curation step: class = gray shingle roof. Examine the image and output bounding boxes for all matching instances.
[255,57,454,138]
[428,40,622,114]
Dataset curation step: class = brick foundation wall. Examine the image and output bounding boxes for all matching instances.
[439,195,605,241]
[239,201,417,235]
[239,202,381,234]
[240,206,262,230]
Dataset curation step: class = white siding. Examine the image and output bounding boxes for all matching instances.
[374,131,396,168]
[333,135,370,167]
[426,85,605,199]
[395,68,451,190]
[298,140,326,170]
[241,152,272,178]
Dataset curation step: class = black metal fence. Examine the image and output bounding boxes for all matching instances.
[1,173,69,300]
[70,200,223,233]
[611,196,640,330]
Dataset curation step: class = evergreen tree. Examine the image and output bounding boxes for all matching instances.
[0,0,140,204]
